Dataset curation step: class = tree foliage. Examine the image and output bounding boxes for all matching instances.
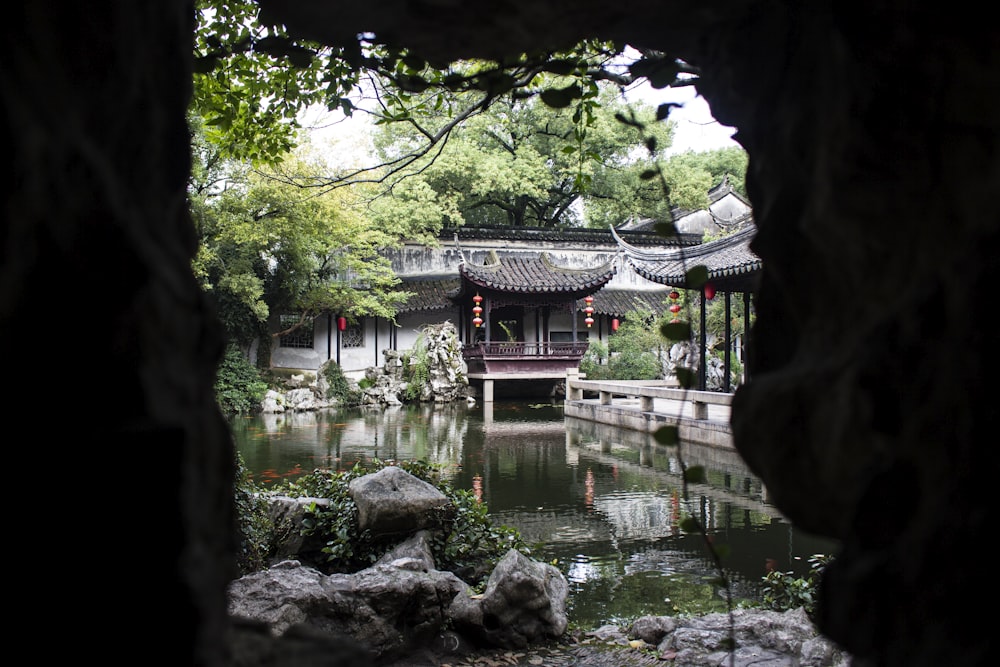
[369,85,677,228]
[189,118,421,352]
[191,0,707,175]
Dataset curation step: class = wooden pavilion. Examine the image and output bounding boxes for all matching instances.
[610,221,762,391]
[452,249,617,400]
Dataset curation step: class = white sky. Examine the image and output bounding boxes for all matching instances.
[625,82,739,155]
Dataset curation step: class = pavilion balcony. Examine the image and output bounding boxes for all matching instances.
[462,341,590,375]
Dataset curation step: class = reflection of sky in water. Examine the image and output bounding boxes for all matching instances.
[565,556,601,584]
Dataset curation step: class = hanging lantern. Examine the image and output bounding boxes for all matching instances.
[585,316,595,328]
[704,283,716,300]
[611,318,620,331]
[583,295,595,328]
[668,289,682,323]
[337,316,347,331]
[472,294,484,327]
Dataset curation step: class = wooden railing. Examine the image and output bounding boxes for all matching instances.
[564,370,733,420]
[462,341,590,360]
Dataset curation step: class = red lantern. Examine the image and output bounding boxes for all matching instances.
[583,295,595,327]
[611,318,619,331]
[337,316,347,331]
[669,303,682,314]
[704,283,716,300]
[472,294,484,327]
[669,290,680,301]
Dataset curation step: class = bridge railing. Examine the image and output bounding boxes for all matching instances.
[564,369,733,420]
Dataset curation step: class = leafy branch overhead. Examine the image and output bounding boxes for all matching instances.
[193,0,701,169]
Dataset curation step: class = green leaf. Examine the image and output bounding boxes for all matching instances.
[653,425,680,445]
[639,169,658,181]
[660,320,691,342]
[684,465,706,483]
[656,102,680,121]
[629,57,681,89]
[401,55,425,71]
[685,265,709,289]
[675,366,696,389]
[542,59,579,75]
[540,84,583,108]
[193,56,219,75]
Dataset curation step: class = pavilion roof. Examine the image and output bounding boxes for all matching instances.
[458,250,617,297]
[610,222,761,293]
[397,275,670,317]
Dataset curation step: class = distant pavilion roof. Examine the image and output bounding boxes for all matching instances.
[582,288,669,318]
[396,276,461,313]
[610,222,762,293]
[457,250,617,298]
[442,224,701,248]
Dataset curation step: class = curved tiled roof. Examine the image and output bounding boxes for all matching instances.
[584,288,669,317]
[459,251,616,295]
[395,276,461,313]
[610,223,761,292]
[441,224,700,247]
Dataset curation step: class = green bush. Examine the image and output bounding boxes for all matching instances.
[214,344,269,415]
[761,553,832,618]
[234,452,272,575]
[580,340,611,380]
[321,360,362,405]
[274,459,530,590]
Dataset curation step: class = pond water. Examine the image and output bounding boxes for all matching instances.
[231,400,837,629]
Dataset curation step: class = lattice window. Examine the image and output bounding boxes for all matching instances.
[279,315,314,349]
[342,320,364,348]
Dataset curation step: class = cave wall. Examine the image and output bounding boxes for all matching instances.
[2,4,235,665]
[4,1,996,665]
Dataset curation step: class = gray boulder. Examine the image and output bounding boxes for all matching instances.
[348,465,451,537]
[628,607,850,666]
[449,549,569,649]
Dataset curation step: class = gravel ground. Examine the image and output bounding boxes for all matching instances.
[378,630,664,667]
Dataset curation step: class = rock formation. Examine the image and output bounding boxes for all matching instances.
[228,467,568,664]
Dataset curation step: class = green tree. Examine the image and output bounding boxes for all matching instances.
[662,147,749,213]
[369,86,676,228]
[189,122,420,357]
[606,309,669,380]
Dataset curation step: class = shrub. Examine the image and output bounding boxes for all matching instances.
[580,340,612,380]
[761,553,832,618]
[234,452,272,575]
[274,459,530,590]
[321,360,362,405]
[214,344,268,415]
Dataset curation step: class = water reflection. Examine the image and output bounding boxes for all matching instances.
[232,401,836,628]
